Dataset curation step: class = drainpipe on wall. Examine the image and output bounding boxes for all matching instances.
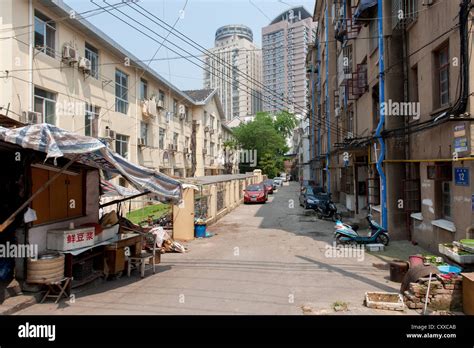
[316,36,322,185]
[28,0,33,112]
[310,48,315,181]
[325,3,331,194]
[376,0,387,229]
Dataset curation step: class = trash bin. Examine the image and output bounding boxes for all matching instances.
[194,224,207,238]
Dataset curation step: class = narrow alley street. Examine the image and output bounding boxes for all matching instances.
[16,182,426,315]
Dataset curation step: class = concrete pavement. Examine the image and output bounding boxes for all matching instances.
[16,182,424,315]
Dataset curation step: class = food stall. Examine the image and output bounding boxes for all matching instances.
[0,123,183,293]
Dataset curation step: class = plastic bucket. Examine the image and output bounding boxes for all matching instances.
[194,224,207,238]
[409,255,424,268]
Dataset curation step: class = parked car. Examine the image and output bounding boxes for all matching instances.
[273,177,283,187]
[299,186,331,209]
[263,179,274,194]
[244,184,268,203]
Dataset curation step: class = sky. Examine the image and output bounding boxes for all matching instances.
[64,0,315,90]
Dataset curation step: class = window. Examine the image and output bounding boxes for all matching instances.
[31,166,84,225]
[34,87,56,124]
[115,134,129,158]
[173,132,179,148]
[210,142,215,157]
[140,78,148,100]
[85,104,99,137]
[140,122,148,146]
[204,140,208,155]
[85,43,99,79]
[369,19,378,53]
[204,111,208,126]
[115,69,129,114]
[173,99,178,116]
[185,106,190,122]
[185,136,189,150]
[159,90,165,104]
[436,45,450,108]
[159,128,165,149]
[34,11,56,57]
[210,115,215,129]
[441,181,451,219]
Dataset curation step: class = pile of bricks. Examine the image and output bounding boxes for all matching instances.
[403,274,463,311]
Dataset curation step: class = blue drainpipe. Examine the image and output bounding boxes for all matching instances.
[316,38,322,185]
[310,49,315,181]
[376,0,387,229]
[325,3,331,194]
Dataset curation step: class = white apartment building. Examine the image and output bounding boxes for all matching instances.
[204,25,263,121]
[262,7,316,115]
[0,0,235,181]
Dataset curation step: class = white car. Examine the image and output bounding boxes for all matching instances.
[273,177,283,187]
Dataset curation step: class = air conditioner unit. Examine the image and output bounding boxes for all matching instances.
[339,6,344,17]
[178,104,185,114]
[204,126,210,132]
[209,129,215,135]
[157,100,164,109]
[202,148,207,155]
[105,128,116,139]
[183,148,189,154]
[62,44,78,63]
[335,107,341,117]
[21,111,42,124]
[173,144,178,151]
[179,113,186,120]
[138,138,146,147]
[166,112,172,123]
[78,57,92,73]
[422,0,433,5]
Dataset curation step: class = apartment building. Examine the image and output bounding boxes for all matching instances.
[262,7,316,115]
[184,89,239,176]
[204,25,263,121]
[0,0,236,182]
[309,0,473,251]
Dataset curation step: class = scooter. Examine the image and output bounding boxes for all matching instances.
[334,215,389,246]
[315,199,342,222]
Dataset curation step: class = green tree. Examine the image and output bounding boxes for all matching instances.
[232,112,295,176]
[274,111,298,138]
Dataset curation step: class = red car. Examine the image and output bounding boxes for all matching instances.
[262,179,274,194]
[244,184,268,203]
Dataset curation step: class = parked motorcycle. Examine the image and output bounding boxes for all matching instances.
[334,215,389,246]
[314,199,341,222]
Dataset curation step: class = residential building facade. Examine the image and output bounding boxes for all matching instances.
[262,7,316,115]
[309,0,473,251]
[0,0,236,184]
[204,25,263,121]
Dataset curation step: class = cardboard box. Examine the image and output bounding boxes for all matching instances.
[461,272,474,315]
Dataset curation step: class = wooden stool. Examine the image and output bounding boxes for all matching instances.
[40,277,72,304]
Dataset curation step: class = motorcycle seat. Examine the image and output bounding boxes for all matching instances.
[350,224,359,231]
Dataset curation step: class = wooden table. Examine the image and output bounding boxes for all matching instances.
[104,233,143,276]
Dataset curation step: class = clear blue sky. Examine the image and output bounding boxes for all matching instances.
[64,0,315,90]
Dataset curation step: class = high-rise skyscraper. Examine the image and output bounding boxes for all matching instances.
[262,7,315,115]
[204,25,263,121]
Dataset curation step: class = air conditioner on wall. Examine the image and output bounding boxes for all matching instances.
[79,57,92,73]
[62,44,78,64]
[21,111,42,124]
[105,128,116,139]
[138,138,146,147]
[157,100,164,109]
